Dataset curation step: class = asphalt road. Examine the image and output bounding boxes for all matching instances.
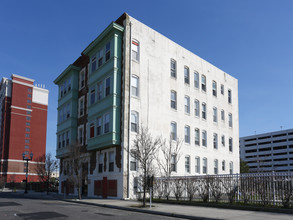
[0,193,181,220]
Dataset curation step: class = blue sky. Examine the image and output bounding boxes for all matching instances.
[1,0,293,157]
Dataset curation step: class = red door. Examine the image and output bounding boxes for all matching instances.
[102,177,107,198]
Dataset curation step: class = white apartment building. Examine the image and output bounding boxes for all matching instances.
[240,129,293,173]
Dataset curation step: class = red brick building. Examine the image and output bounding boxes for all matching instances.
[0,74,49,183]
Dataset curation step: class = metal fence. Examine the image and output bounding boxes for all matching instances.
[153,172,293,207]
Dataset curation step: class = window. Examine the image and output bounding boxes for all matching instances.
[78,125,84,145]
[170,122,177,141]
[221,135,225,147]
[28,88,32,93]
[213,133,218,149]
[214,159,218,174]
[221,84,224,95]
[27,99,31,103]
[228,89,232,104]
[185,126,190,144]
[105,77,111,97]
[90,86,95,105]
[195,157,200,174]
[170,91,177,109]
[221,109,225,121]
[171,155,176,172]
[79,68,85,89]
[98,153,103,173]
[96,117,102,136]
[64,80,67,95]
[59,108,63,123]
[105,42,111,61]
[170,59,176,78]
[26,117,31,121]
[62,133,65,147]
[229,161,233,174]
[184,96,190,114]
[213,107,217,123]
[27,105,31,109]
[195,129,200,146]
[229,113,233,128]
[202,130,207,147]
[132,40,139,61]
[58,135,61,148]
[104,113,110,133]
[130,155,137,171]
[25,133,30,138]
[26,122,30,126]
[63,106,66,121]
[131,111,139,133]
[222,160,226,171]
[229,138,233,152]
[68,78,71,91]
[66,103,70,119]
[202,103,206,119]
[185,156,190,173]
[90,122,95,138]
[25,145,29,149]
[194,71,199,88]
[131,75,139,97]
[201,75,206,92]
[212,81,217,97]
[109,151,114,172]
[25,128,30,132]
[184,66,190,84]
[91,56,97,73]
[97,82,103,100]
[203,158,207,174]
[194,99,199,117]
[79,96,84,117]
[66,131,70,146]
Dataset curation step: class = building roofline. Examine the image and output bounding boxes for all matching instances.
[11,74,35,83]
[54,65,80,84]
[240,128,293,139]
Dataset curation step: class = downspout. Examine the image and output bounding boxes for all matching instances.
[127,21,132,199]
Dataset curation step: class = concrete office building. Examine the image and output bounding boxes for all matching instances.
[0,74,49,182]
[240,129,293,173]
[54,13,239,199]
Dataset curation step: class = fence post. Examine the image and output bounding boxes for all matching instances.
[272,171,275,206]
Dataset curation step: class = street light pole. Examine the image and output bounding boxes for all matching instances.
[22,152,33,194]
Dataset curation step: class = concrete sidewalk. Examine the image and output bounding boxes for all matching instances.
[4,190,293,220]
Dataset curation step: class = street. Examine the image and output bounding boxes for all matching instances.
[0,193,181,220]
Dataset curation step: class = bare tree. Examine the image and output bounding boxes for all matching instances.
[186,177,198,201]
[172,178,185,201]
[66,143,88,200]
[210,177,223,202]
[130,126,161,207]
[34,153,58,195]
[156,136,182,200]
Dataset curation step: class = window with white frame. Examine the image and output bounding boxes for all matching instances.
[66,130,70,146]
[214,159,218,174]
[212,81,217,97]
[104,113,110,133]
[221,109,225,121]
[213,107,217,123]
[221,135,225,147]
[130,154,137,171]
[66,103,70,119]
[185,156,190,173]
[90,122,95,138]
[131,111,139,133]
[98,49,103,67]
[105,77,111,97]
[105,42,111,61]
[171,154,176,172]
[185,125,190,144]
[202,103,206,119]
[97,81,103,100]
[195,157,200,174]
[229,113,233,128]
[58,135,62,148]
[203,158,207,174]
[229,161,233,174]
[170,59,176,78]
[132,40,139,61]
[91,56,96,73]
[96,117,102,136]
[213,133,218,149]
[229,138,233,152]
[221,84,224,95]
[98,153,103,173]
[195,128,200,146]
[78,96,84,117]
[79,68,85,89]
[78,125,84,145]
[90,86,95,105]
[228,89,232,104]
[131,75,139,97]
[202,130,207,147]
[184,96,190,114]
[170,122,177,141]
[201,75,206,92]
[184,66,190,84]
[222,160,226,171]
[109,151,114,172]
[171,90,177,109]
[194,99,199,117]
[194,71,199,88]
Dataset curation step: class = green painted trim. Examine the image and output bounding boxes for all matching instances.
[54,65,80,84]
[83,22,124,55]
